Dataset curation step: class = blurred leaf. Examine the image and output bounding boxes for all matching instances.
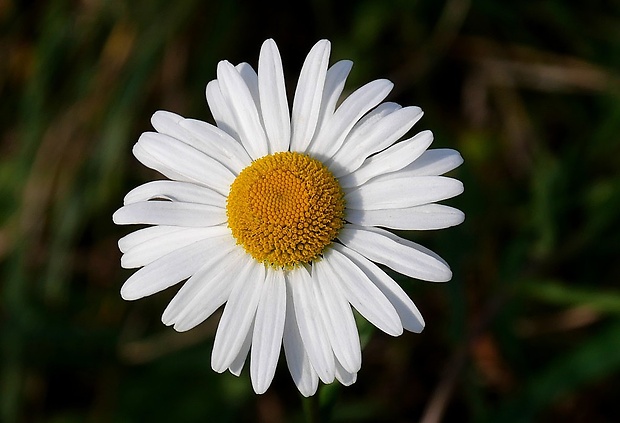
[486,320,620,423]
[521,279,620,315]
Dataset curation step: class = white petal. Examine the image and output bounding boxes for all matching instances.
[283,277,319,397]
[329,106,423,177]
[229,319,253,376]
[338,224,452,282]
[163,244,244,330]
[133,132,235,195]
[325,247,403,336]
[113,201,226,227]
[336,245,425,333]
[287,267,335,384]
[308,79,394,160]
[345,175,464,210]
[118,225,183,253]
[290,40,331,152]
[217,60,269,159]
[211,259,266,372]
[120,235,230,300]
[394,148,464,177]
[179,118,253,172]
[132,143,188,185]
[236,62,260,114]
[313,60,353,138]
[345,204,465,230]
[206,79,239,139]
[337,130,433,188]
[123,180,226,207]
[258,39,290,153]
[121,226,226,269]
[150,110,191,142]
[342,102,401,136]
[335,358,357,386]
[251,268,286,394]
[312,259,362,374]
[151,108,250,175]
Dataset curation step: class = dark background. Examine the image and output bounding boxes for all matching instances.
[2,0,620,422]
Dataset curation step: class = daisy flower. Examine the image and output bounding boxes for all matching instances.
[113,39,464,396]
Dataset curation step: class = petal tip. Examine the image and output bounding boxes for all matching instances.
[436,268,453,282]
[112,208,124,224]
[120,284,139,301]
[262,38,277,48]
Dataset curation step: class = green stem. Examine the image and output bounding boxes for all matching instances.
[302,391,321,423]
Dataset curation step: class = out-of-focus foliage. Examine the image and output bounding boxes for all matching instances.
[1,0,620,422]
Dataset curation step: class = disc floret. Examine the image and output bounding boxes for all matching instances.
[226,152,345,268]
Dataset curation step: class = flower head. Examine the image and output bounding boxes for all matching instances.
[113,39,464,396]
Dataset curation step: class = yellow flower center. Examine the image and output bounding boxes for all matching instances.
[226,152,345,268]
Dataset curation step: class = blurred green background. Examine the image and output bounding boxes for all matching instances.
[2,0,620,422]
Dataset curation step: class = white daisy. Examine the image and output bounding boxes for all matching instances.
[113,39,464,396]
